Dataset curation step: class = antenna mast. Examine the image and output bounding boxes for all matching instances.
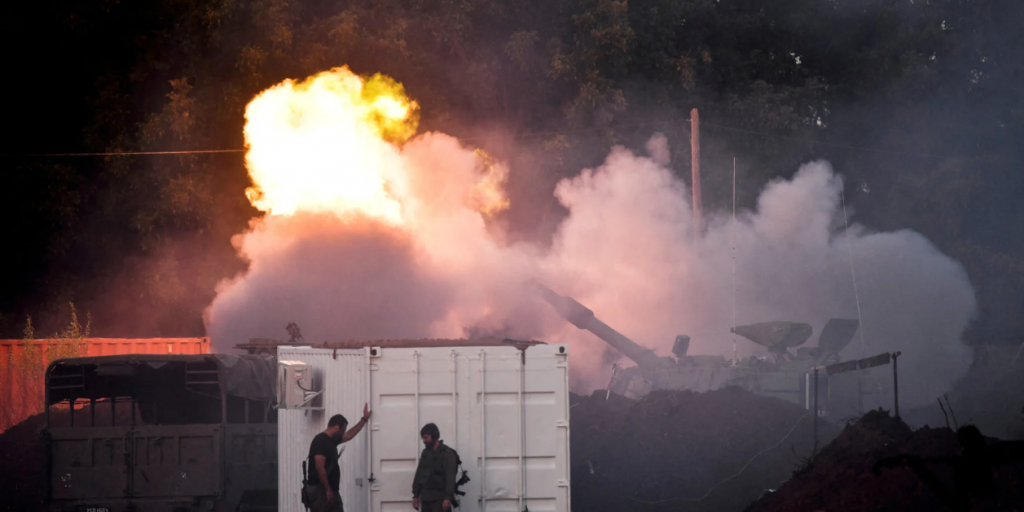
[840,179,867,358]
[691,109,702,239]
[732,157,737,365]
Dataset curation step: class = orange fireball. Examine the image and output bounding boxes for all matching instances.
[242,67,418,222]
[242,67,509,223]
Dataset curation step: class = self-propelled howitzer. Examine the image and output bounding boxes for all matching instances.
[538,285,746,398]
[538,285,888,417]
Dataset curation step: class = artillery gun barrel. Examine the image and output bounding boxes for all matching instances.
[537,285,665,369]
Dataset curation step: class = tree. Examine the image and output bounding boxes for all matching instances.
[0,0,1022,343]
[1,304,90,431]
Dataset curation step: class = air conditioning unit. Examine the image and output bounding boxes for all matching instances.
[278,360,320,409]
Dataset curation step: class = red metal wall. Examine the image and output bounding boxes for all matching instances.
[0,337,210,432]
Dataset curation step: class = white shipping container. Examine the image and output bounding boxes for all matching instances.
[277,343,571,512]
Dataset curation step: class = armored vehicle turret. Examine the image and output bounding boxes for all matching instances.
[539,284,887,416]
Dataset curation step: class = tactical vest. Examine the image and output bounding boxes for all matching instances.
[422,444,454,491]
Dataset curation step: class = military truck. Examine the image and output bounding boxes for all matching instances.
[43,354,278,512]
[538,285,892,418]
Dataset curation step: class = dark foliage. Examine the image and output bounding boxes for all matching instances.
[1,0,1022,340]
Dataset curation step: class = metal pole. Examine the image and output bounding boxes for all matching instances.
[892,352,901,419]
[731,156,737,366]
[840,180,867,359]
[805,373,810,410]
[414,351,420,462]
[813,368,819,456]
[520,349,529,512]
[480,350,488,511]
[691,108,702,238]
[365,347,376,499]
[451,350,458,450]
[605,364,617,400]
[517,351,524,512]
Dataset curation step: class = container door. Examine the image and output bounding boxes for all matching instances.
[368,348,461,511]
[275,347,367,512]
[520,346,571,512]
[48,426,131,500]
[131,424,222,498]
[467,348,524,511]
[470,345,571,512]
[366,345,571,512]
[366,344,573,512]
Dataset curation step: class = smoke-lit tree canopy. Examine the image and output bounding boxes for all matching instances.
[1,0,1021,344]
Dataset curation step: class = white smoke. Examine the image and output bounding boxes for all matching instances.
[206,134,976,408]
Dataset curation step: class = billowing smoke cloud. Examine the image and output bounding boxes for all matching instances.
[207,128,556,346]
[205,72,975,408]
[208,213,453,341]
[541,139,975,407]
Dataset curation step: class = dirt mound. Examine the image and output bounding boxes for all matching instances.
[0,411,47,512]
[746,410,1024,512]
[571,387,838,512]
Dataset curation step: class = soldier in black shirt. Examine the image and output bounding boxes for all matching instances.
[412,423,459,512]
[305,404,371,512]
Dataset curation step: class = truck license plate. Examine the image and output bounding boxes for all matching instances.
[85,508,110,512]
